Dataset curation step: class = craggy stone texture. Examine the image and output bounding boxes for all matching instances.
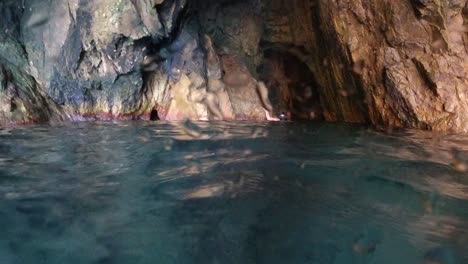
[194,0,468,131]
[259,0,468,131]
[0,0,190,122]
[0,0,272,123]
[1,0,468,131]
[0,34,63,125]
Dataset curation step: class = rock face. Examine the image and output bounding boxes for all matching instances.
[0,0,467,131]
[259,0,468,131]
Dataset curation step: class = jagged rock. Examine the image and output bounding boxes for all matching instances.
[220,53,265,120]
[0,33,63,125]
[0,0,188,121]
[1,0,468,131]
[260,0,468,131]
[165,74,206,120]
[204,35,234,120]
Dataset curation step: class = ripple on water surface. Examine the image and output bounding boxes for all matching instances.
[0,121,467,264]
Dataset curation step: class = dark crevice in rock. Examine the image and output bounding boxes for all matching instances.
[159,0,189,44]
[411,58,438,97]
[259,49,323,120]
[76,41,100,79]
[410,0,425,19]
[150,107,160,120]
[0,0,23,38]
[155,2,167,37]
[67,0,76,25]
[10,100,17,112]
[311,1,369,123]
[463,3,468,53]
[138,1,190,79]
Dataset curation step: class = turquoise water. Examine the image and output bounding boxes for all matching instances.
[0,121,467,264]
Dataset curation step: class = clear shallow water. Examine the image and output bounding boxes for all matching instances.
[0,121,468,264]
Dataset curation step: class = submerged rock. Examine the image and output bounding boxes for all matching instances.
[352,234,378,254]
[423,247,459,264]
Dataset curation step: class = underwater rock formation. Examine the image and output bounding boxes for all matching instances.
[0,0,467,131]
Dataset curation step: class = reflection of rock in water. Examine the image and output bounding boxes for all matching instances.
[423,247,459,264]
[352,235,377,254]
[180,183,225,200]
[450,148,468,172]
[168,192,259,263]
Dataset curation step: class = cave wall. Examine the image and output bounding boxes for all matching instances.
[0,0,190,124]
[260,0,468,131]
[194,0,468,130]
[0,0,467,131]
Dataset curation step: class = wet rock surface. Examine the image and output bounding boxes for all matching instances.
[264,0,468,131]
[0,0,467,131]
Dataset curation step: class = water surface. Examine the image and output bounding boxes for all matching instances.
[0,121,467,264]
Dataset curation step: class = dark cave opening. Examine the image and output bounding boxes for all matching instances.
[150,106,160,121]
[259,50,323,121]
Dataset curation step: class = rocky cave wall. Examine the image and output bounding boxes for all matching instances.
[259,0,468,131]
[0,0,467,132]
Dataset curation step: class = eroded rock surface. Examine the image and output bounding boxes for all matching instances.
[259,0,468,131]
[0,0,467,131]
